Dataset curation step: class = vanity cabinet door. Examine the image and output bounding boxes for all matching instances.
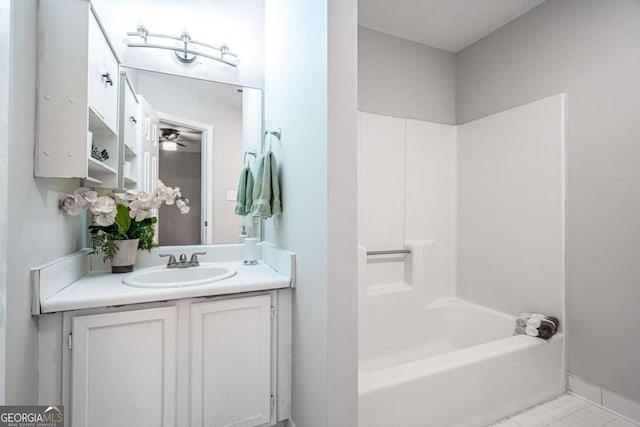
[87,12,118,132]
[71,307,177,427]
[190,295,272,427]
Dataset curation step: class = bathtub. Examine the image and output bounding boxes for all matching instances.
[358,299,564,427]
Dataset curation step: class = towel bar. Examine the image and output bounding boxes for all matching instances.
[366,249,411,256]
[264,129,282,140]
[262,128,282,152]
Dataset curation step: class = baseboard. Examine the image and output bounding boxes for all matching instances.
[568,374,640,424]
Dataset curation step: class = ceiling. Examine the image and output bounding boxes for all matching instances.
[358,0,545,52]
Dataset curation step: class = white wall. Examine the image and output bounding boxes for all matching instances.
[134,71,244,244]
[0,0,10,404]
[357,113,456,297]
[357,112,457,365]
[326,1,358,425]
[264,0,358,425]
[358,27,456,124]
[457,94,566,325]
[455,0,640,403]
[7,0,86,403]
[92,0,265,89]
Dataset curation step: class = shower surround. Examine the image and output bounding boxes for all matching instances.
[358,94,566,427]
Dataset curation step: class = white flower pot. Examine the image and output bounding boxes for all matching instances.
[111,239,139,273]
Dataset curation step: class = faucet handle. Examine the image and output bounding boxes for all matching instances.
[190,252,207,265]
[159,253,177,266]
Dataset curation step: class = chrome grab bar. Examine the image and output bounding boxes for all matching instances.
[366,249,411,256]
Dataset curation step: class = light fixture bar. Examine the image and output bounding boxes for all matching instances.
[126,42,238,67]
[126,26,238,67]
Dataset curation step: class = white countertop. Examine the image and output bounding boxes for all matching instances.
[41,261,291,313]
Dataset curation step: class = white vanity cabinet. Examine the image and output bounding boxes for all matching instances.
[70,307,177,427]
[48,291,290,427]
[36,0,120,186]
[190,296,273,427]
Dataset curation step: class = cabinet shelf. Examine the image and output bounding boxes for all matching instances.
[124,176,137,186]
[88,106,117,137]
[88,157,117,175]
[84,176,104,186]
[124,143,137,158]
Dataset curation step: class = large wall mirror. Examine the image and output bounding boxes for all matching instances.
[121,68,262,245]
[89,0,265,244]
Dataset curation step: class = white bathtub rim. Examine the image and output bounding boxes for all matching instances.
[425,297,517,322]
[359,333,565,395]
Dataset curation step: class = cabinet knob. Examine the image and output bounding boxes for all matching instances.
[102,73,113,86]
[130,116,137,124]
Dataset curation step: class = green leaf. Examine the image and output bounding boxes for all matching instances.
[114,204,131,236]
[128,215,158,242]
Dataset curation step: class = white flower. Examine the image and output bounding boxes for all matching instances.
[176,198,190,214]
[89,196,117,226]
[129,199,151,221]
[112,193,129,207]
[155,180,180,206]
[61,188,99,216]
[129,204,148,221]
[61,194,85,216]
[74,187,98,204]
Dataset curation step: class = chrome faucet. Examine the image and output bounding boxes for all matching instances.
[159,252,207,268]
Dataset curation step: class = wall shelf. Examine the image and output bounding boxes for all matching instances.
[89,106,118,138]
[88,157,117,175]
[124,143,137,158]
[84,176,104,186]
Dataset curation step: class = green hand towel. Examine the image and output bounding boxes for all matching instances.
[234,166,254,216]
[245,167,254,214]
[251,151,282,218]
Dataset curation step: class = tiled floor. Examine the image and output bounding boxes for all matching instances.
[490,394,639,427]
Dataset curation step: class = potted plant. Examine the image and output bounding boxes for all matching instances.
[61,181,190,273]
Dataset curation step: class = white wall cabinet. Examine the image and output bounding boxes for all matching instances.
[190,296,272,427]
[36,0,120,187]
[87,13,119,133]
[45,291,290,427]
[119,72,141,189]
[71,307,177,427]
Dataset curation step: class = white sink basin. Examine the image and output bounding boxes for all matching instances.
[122,264,237,289]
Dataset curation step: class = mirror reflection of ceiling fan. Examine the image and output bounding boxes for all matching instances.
[160,128,187,147]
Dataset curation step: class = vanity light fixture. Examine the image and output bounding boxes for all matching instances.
[126,25,238,67]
